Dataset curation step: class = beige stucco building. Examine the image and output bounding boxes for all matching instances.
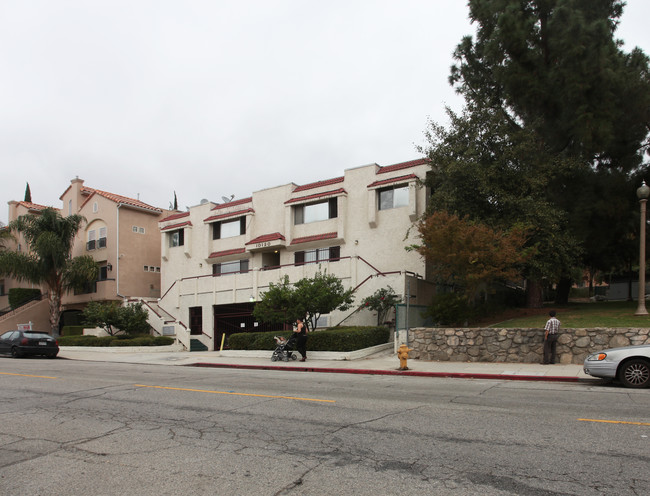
[1,179,170,333]
[156,159,435,351]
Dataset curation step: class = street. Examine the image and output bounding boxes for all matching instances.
[1,358,649,495]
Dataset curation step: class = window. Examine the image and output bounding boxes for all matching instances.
[93,202,98,213]
[169,229,184,247]
[132,226,138,233]
[213,217,246,239]
[132,226,145,234]
[378,185,409,210]
[98,227,107,248]
[212,259,249,276]
[294,198,337,225]
[99,266,108,281]
[189,307,202,335]
[144,265,149,272]
[87,230,96,250]
[139,227,145,234]
[68,200,72,216]
[295,246,340,265]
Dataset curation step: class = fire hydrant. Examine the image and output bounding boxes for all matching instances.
[397,344,412,370]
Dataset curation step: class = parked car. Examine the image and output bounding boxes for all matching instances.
[0,330,59,358]
[584,344,650,388]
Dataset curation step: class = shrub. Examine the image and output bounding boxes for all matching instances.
[61,325,85,336]
[227,326,389,351]
[58,334,174,347]
[425,292,472,326]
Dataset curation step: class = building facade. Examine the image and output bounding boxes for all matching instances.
[157,159,435,351]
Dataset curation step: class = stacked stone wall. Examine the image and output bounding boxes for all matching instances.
[409,327,650,365]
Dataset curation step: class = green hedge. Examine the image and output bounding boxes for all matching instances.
[61,326,85,336]
[58,334,174,347]
[8,288,41,309]
[227,326,390,352]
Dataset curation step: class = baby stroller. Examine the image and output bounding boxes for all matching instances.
[271,335,298,362]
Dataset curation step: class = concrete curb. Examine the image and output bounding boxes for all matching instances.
[188,362,598,383]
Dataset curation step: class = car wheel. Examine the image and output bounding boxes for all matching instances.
[11,347,22,358]
[618,359,650,388]
[47,353,58,359]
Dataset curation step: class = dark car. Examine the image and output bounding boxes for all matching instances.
[0,330,59,358]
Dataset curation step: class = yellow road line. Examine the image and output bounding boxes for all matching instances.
[135,384,335,403]
[579,418,650,426]
[0,371,58,379]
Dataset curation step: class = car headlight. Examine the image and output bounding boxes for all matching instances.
[586,353,607,361]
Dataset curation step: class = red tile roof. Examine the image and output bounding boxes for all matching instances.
[80,188,162,213]
[204,208,254,223]
[367,174,418,189]
[211,197,253,211]
[293,177,344,193]
[290,232,338,245]
[285,188,346,205]
[160,221,192,232]
[160,211,190,223]
[246,232,286,245]
[208,248,246,259]
[16,201,49,211]
[377,158,429,174]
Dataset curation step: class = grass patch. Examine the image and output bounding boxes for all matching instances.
[485,300,650,328]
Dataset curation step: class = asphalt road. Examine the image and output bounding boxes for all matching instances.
[0,358,649,495]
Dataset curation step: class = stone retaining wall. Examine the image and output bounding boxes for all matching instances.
[409,327,650,365]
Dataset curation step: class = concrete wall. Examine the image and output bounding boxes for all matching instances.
[409,327,650,365]
[0,299,51,333]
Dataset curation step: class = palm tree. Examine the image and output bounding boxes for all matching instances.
[0,208,98,336]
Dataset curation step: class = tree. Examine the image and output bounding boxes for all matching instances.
[173,191,178,211]
[24,182,32,203]
[359,286,401,326]
[253,272,355,331]
[423,0,650,306]
[82,301,150,336]
[0,208,98,336]
[413,211,531,302]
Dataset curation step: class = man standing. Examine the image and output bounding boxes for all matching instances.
[543,310,561,364]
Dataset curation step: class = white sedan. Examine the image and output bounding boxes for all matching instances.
[584,344,650,388]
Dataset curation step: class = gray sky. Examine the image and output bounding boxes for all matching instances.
[1,1,649,224]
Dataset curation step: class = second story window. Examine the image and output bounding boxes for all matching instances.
[98,227,107,248]
[213,217,246,239]
[169,229,184,247]
[87,230,96,250]
[294,198,337,225]
[378,185,409,210]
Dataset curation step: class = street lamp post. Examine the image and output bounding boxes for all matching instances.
[635,181,650,316]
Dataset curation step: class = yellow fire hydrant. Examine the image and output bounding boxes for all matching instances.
[397,344,412,370]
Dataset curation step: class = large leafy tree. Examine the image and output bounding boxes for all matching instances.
[82,301,150,336]
[253,272,355,331]
[424,0,649,306]
[0,208,98,336]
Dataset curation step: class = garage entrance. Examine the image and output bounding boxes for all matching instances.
[213,303,288,350]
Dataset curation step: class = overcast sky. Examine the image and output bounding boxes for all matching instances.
[1,1,649,225]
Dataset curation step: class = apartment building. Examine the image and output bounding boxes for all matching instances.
[157,159,435,351]
[1,179,169,333]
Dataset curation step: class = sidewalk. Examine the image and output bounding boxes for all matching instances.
[58,346,597,384]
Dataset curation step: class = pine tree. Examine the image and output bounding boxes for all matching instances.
[24,182,32,203]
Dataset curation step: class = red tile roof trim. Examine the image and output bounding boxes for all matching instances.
[204,208,254,223]
[211,197,253,211]
[246,232,286,245]
[285,188,346,205]
[16,201,49,211]
[367,174,418,189]
[290,232,338,245]
[208,248,246,259]
[377,158,429,174]
[160,221,192,232]
[293,177,344,193]
[160,211,190,223]
[79,188,162,213]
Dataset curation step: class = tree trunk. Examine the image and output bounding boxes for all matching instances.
[555,277,572,305]
[525,279,544,308]
[49,293,61,338]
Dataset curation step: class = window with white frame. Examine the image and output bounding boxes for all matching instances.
[92,202,98,213]
[87,230,96,250]
[378,185,409,210]
[98,227,107,248]
[294,198,337,225]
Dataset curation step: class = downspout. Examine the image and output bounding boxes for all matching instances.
[116,204,125,299]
